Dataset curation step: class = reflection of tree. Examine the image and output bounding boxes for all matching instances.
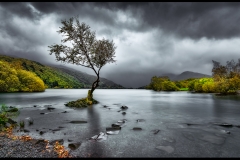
[86,105,106,157]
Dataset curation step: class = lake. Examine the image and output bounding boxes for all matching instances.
[1,89,240,157]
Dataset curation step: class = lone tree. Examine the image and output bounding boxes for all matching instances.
[48,17,116,107]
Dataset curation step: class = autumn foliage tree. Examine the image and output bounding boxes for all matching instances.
[0,60,45,92]
[48,17,116,106]
[212,59,240,94]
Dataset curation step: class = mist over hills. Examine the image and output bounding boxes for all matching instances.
[162,71,212,81]
[49,64,124,89]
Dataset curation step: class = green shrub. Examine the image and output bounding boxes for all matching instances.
[0,104,19,129]
[19,120,25,128]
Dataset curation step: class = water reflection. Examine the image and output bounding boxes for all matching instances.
[86,105,106,157]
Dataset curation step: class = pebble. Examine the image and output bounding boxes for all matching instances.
[0,135,74,158]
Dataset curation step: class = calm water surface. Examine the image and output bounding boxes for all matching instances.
[1,89,240,157]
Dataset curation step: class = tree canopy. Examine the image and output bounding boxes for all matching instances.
[0,60,45,92]
[48,17,117,106]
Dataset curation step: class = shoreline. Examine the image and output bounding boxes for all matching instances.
[0,128,74,158]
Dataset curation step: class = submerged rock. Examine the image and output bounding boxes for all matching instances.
[162,137,175,143]
[220,130,231,134]
[39,131,46,135]
[52,128,61,132]
[47,107,55,110]
[89,132,107,142]
[136,119,145,122]
[112,123,121,127]
[133,127,142,130]
[69,120,87,124]
[152,129,160,134]
[106,127,121,131]
[23,129,30,133]
[199,134,225,145]
[106,130,120,135]
[156,145,174,154]
[68,142,81,150]
[122,112,126,115]
[213,122,233,128]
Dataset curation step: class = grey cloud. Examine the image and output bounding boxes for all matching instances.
[90,2,240,39]
[0,2,42,20]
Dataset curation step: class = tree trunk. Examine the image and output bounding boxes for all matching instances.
[87,74,100,102]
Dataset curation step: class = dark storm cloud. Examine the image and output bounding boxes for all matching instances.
[91,2,240,39]
[1,2,240,88]
[0,2,42,20]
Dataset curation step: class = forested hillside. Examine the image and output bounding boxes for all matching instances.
[50,65,124,89]
[0,55,124,92]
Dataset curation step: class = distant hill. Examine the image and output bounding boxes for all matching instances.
[171,71,211,81]
[138,71,212,89]
[0,54,125,89]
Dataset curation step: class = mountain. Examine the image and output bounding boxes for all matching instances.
[50,64,124,89]
[171,71,211,81]
[138,71,212,89]
[0,54,125,89]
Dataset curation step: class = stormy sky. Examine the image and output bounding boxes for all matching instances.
[1,2,240,88]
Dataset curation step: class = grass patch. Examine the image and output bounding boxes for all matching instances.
[19,120,25,128]
[0,104,19,130]
[65,98,98,108]
[179,88,189,91]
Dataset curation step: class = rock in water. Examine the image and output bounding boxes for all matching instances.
[68,142,81,150]
[156,146,174,154]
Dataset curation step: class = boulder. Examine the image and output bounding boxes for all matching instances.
[121,106,128,110]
